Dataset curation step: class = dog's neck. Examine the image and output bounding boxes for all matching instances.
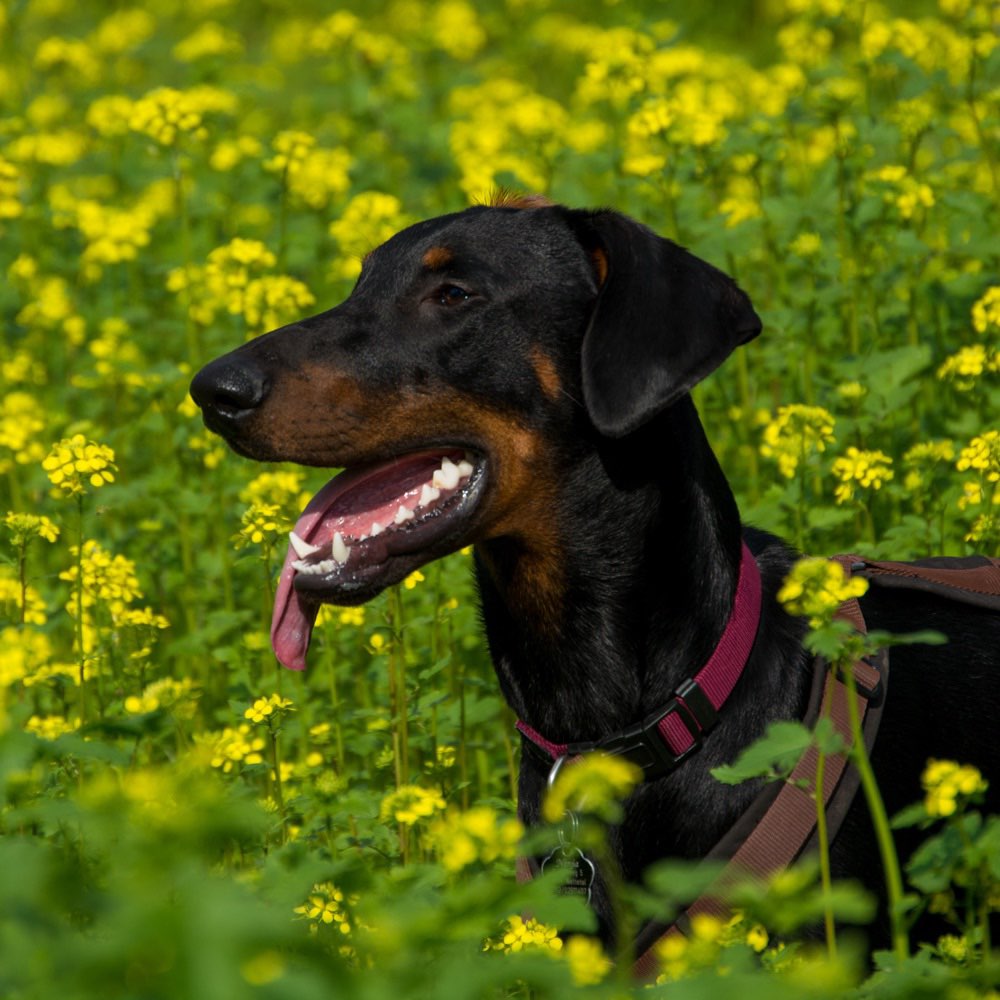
[475,397,744,744]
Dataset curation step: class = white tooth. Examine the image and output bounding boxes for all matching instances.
[431,470,447,488]
[457,460,474,478]
[292,559,310,571]
[318,559,336,573]
[437,457,460,489]
[289,531,322,559]
[394,505,414,525]
[419,484,440,507]
[332,532,350,564]
[370,522,384,536]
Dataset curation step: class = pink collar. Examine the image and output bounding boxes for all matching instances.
[516,542,762,779]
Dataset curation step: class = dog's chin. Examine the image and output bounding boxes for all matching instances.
[270,447,487,669]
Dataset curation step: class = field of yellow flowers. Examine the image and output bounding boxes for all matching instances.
[1,0,998,996]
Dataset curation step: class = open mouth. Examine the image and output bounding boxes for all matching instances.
[270,448,486,670]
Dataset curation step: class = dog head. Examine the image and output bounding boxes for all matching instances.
[190,201,760,667]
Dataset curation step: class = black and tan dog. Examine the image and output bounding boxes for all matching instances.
[190,197,1000,945]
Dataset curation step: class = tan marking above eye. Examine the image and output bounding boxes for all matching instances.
[529,346,562,402]
[422,246,454,269]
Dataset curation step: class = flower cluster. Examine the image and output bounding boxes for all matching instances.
[328,192,410,280]
[777,556,869,628]
[542,752,642,824]
[4,512,59,545]
[42,434,117,496]
[0,155,22,220]
[972,285,1000,335]
[429,806,523,872]
[128,87,208,146]
[167,237,314,335]
[922,759,988,818]
[485,915,562,955]
[655,913,726,983]
[937,344,1000,390]
[244,693,294,725]
[379,784,446,826]
[0,570,47,626]
[760,405,836,479]
[294,882,354,934]
[202,724,267,773]
[0,393,47,473]
[831,446,894,504]
[236,503,289,549]
[59,540,141,615]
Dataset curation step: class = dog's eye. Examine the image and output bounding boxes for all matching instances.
[435,284,471,306]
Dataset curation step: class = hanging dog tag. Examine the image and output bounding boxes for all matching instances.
[540,847,596,903]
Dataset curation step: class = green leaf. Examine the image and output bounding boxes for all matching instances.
[711,721,815,785]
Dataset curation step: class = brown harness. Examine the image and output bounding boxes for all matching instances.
[516,553,1000,978]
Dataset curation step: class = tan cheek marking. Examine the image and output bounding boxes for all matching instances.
[256,372,567,630]
[422,246,453,269]
[529,346,562,402]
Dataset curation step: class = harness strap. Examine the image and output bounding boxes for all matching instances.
[632,625,885,978]
[631,555,891,978]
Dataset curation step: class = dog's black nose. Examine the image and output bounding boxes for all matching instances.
[190,356,270,423]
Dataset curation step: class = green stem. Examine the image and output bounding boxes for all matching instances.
[16,541,26,626]
[269,722,286,841]
[841,659,908,961]
[75,494,87,726]
[387,586,408,788]
[173,149,199,366]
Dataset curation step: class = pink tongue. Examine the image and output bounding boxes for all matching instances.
[270,472,358,671]
[270,452,456,670]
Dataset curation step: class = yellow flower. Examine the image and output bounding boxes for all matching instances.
[430,806,523,872]
[200,724,266,772]
[241,275,315,336]
[0,394,47,473]
[85,95,135,138]
[128,87,209,146]
[173,22,244,62]
[486,915,563,954]
[42,434,117,496]
[294,882,354,934]
[760,404,836,478]
[564,935,612,985]
[245,693,294,724]
[789,231,822,257]
[922,759,988,817]
[777,557,869,628]
[937,344,1000,389]
[235,503,289,548]
[338,606,365,627]
[0,570,47,626]
[403,570,425,590]
[25,714,78,740]
[830,446,894,504]
[543,752,642,824]
[4,512,60,545]
[0,155,22,220]
[329,192,410,280]
[379,784,446,825]
[972,286,1000,335]
[957,431,1000,480]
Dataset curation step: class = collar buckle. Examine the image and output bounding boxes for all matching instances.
[594,678,718,779]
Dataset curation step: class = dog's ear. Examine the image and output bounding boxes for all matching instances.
[565,209,761,438]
